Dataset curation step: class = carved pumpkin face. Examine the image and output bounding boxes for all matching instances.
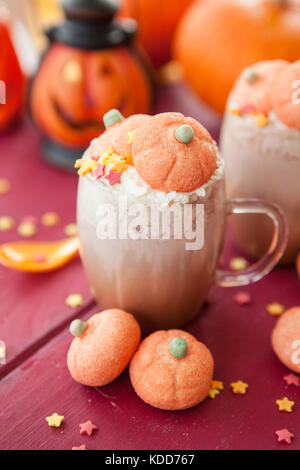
[118,0,195,68]
[31,43,153,148]
[174,0,300,113]
[0,22,25,131]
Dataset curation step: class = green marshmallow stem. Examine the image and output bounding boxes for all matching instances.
[70,319,87,337]
[175,125,194,144]
[103,109,125,129]
[168,337,188,359]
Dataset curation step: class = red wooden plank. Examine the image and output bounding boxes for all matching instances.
[0,256,299,450]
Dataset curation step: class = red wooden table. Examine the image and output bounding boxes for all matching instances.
[0,83,299,451]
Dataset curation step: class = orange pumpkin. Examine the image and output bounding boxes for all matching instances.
[31,42,153,148]
[129,329,214,410]
[0,21,25,131]
[118,0,195,68]
[174,0,300,114]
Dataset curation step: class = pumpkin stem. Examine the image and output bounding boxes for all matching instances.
[168,337,188,359]
[70,319,87,337]
[175,125,194,144]
[103,109,125,129]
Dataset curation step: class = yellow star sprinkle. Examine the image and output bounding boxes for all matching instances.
[46,413,64,427]
[41,212,60,227]
[231,381,248,394]
[111,160,128,173]
[65,294,83,308]
[0,179,11,195]
[276,397,294,413]
[228,107,241,116]
[211,380,224,391]
[75,159,97,176]
[64,223,78,237]
[230,257,249,271]
[266,302,285,316]
[0,216,14,231]
[208,388,220,399]
[128,129,137,144]
[18,222,36,238]
[255,113,269,128]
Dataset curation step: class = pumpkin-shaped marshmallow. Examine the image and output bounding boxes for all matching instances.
[67,309,141,386]
[272,306,300,373]
[129,329,214,410]
[132,112,217,193]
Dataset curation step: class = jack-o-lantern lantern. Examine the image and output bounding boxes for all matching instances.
[118,0,195,69]
[174,0,300,114]
[31,0,154,169]
[0,16,25,131]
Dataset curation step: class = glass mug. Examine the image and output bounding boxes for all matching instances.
[77,173,287,333]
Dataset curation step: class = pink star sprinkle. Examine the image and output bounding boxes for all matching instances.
[283,374,300,387]
[72,445,86,450]
[240,104,256,115]
[233,291,252,306]
[275,429,294,444]
[93,164,105,180]
[105,170,121,186]
[91,156,100,161]
[79,420,98,436]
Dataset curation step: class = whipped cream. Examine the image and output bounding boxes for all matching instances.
[83,141,224,206]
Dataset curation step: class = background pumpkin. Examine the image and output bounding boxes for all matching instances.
[0,21,25,131]
[174,0,300,114]
[118,0,195,68]
[31,42,153,148]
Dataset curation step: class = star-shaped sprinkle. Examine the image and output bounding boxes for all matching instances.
[208,388,220,399]
[233,291,252,306]
[275,429,294,444]
[72,445,86,450]
[0,216,14,231]
[79,420,98,436]
[230,257,249,271]
[240,104,256,115]
[41,212,60,227]
[93,163,106,180]
[105,170,121,186]
[266,302,285,316]
[128,129,137,144]
[283,373,300,387]
[211,380,224,391]
[75,159,97,176]
[276,397,294,412]
[91,155,100,162]
[228,107,240,116]
[255,113,269,128]
[111,160,128,173]
[46,413,64,427]
[231,381,248,394]
[64,223,78,237]
[17,222,36,238]
[0,178,10,195]
[65,294,84,308]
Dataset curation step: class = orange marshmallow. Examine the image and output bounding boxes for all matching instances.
[271,306,300,374]
[129,329,214,410]
[271,60,300,131]
[67,309,141,387]
[231,60,288,115]
[132,112,217,193]
[90,114,151,157]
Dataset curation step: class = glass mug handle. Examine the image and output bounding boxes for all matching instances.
[216,198,288,287]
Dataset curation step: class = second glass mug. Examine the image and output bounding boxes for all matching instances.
[77,174,288,333]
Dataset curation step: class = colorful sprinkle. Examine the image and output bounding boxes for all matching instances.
[230,257,249,271]
[64,223,78,237]
[233,291,252,306]
[93,163,105,180]
[75,159,98,176]
[275,429,294,444]
[79,420,98,436]
[211,380,224,391]
[240,104,256,115]
[0,216,14,231]
[283,373,300,387]
[128,129,137,145]
[41,212,60,227]
[208,388,220,399]
[228,107,241,116]
[17,222,36,238]
[231,380,248,394]
[105,170,121,186]
[0,179,11,195]
[45,413,64,427]
[276,397,294,413]
[65,294,84,308]
[266,302,285,316]
[255,113,269,128]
